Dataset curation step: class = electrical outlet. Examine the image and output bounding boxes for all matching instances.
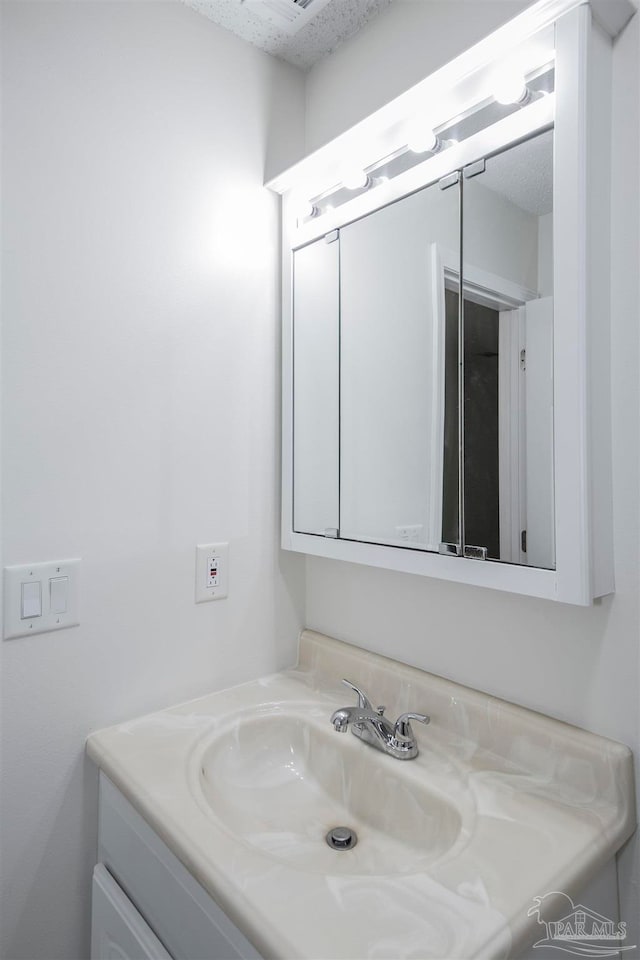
[206,555,219,587]
[195,543,229,603]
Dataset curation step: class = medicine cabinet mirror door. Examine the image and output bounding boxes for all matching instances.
[454,129,555,570]
[291,235,340,538]
[292,178,461,553]
[339,180,461,553]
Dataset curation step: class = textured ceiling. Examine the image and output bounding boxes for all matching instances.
[183,0,393,71]
[481,128,554,216]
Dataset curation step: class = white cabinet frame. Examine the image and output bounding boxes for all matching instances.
[271,0,619,606]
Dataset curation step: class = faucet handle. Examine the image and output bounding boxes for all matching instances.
[394,712,431,742]
[342,678,374,711]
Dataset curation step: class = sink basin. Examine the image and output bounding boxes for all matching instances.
[193,707,465,875]
[88,630,636,960]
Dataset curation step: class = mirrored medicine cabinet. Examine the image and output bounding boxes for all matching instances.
[293,129,555,573]
[271,0,618,606]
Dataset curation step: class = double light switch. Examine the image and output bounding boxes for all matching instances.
[4,559,80,640]
[20,576,69,619]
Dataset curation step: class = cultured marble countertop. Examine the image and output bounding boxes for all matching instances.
[87,630,636,959]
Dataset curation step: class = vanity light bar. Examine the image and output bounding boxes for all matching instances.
[268,0,588,203]
[297,61,553,225]
[293,89,555,244]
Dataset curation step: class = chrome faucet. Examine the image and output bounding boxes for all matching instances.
[330,679,430,760]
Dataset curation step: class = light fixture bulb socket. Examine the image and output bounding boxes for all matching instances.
[493,70,530,106]
[407,129,439,154]
[342,169,370,191]
[294,198,318,223]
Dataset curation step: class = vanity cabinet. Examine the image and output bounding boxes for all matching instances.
[91,766,622,960]
[91,864,172,960]
[92,774,262,960]
[272,0,622,606]
[87,630,634,960]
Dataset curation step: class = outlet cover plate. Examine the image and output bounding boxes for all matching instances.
[195,543,229,603]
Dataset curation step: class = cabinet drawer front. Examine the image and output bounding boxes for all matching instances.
[92,864,172,960]
[98,775,262,960]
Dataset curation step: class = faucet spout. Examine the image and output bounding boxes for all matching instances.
[330,704,382,731]
[330,679,430,760]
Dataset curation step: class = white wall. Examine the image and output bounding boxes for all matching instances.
[0,3,305,958]
[537,212,553,296]
[304,0,531,152]
[465,177,540,291]
[303,1,639,948]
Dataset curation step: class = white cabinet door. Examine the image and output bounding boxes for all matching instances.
[98,775,263,960]
[91,864,172,960]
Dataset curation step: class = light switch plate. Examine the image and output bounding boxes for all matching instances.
[3,559,80,640]
[195,543,229,603]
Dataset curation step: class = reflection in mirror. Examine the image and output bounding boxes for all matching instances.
[339,179,460,551]
[291,128,554,571]
[458,129,555,569]
[292,237,340,536]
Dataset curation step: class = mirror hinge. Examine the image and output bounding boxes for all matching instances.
[463,158,486,179]
[324,527,339,538]
[439,542,462,556]
[463,545,488,560]
[324,230,339,244]
[521,530,527,553]
[520,348,526,371]
[439,171,460,191]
